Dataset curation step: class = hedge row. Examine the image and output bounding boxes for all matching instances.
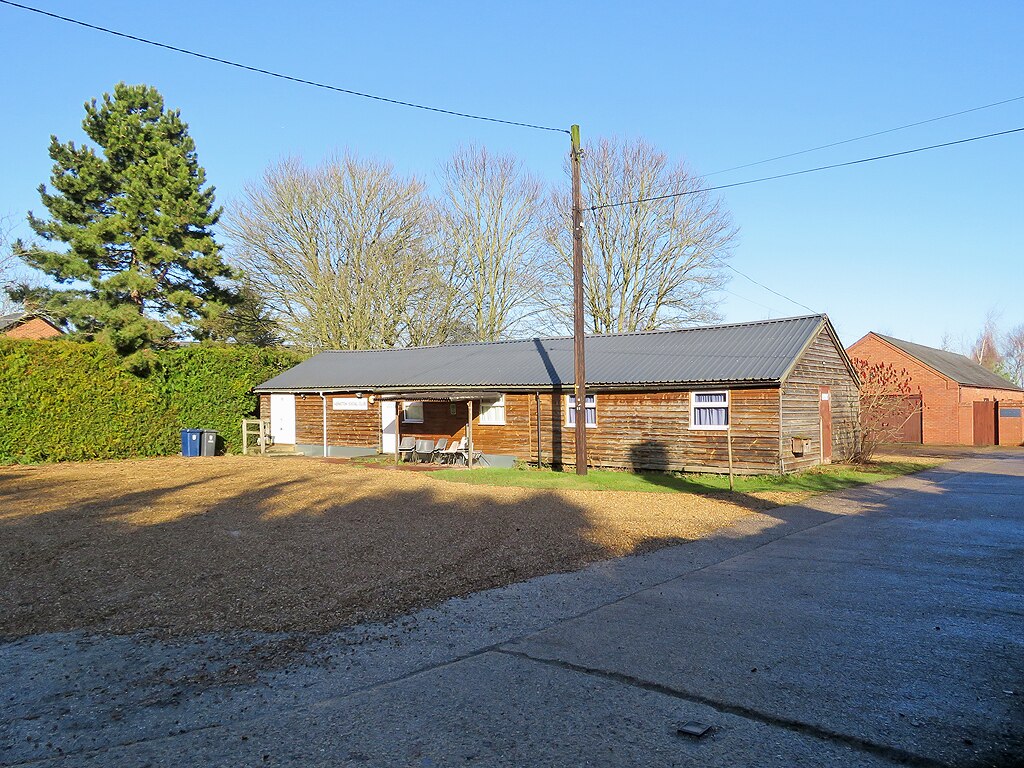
[0,339,303,463]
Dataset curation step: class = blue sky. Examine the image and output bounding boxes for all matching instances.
[2,0,1021,349]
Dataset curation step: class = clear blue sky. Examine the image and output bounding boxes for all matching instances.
[2,0,1021,349]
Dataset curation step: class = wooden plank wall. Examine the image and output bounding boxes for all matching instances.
[398,398,533,456]
[259,388,786,471]
[780,327,861,471]
[400,390,781,471]
[259,394,381,448]
[532,389,781,472]
[300,395,381,448]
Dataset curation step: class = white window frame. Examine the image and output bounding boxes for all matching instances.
[689,390,730,430]
[478,394,506,426]
[565,393,597,428]
[402,400,424,423]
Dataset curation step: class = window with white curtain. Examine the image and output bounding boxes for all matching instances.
[690,391,729,429]
[403,401,424,423]
[479,395,506,425]
[566,394,597,427]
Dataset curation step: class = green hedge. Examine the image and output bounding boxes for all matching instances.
[0,339,303,463]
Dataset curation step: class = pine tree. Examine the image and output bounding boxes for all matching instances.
[12,83,236,360]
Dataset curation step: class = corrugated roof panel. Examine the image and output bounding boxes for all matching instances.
[255,315,827,392]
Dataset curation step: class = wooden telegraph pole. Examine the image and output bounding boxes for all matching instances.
[570,124,588,476]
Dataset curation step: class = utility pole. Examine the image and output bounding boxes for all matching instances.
[570,124,588,476]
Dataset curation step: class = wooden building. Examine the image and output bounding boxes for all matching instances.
[0,312,63,340]
[255,315,860,474]
[847,332,1024,446]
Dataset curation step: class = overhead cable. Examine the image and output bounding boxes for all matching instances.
[0,0,568,134]
[589,126,1024,211]
[706,95,1024,176]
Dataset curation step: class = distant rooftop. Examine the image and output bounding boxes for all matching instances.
[256,314,832,393]
[0,312,27,332]
[875,334,1022,391]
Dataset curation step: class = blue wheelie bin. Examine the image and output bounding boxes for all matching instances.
[181,429,202,457]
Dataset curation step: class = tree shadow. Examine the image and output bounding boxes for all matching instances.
[0,453,991,766]
[625,439,780,513]
[0,453,962,640]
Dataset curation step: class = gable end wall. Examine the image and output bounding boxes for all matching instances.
[3,317,63,340]
[781,326,860,471]
[847,335,961,444]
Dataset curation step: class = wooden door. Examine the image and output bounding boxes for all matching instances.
[973,401,997,446]
[819,386,832,463]
[879,395,922,443]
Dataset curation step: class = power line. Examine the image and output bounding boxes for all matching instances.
[0,0,568,135]
[715,257,817,315]
[585,204,809,315]
[720,286,779,315]
[705,95,1024,176]
[589,126,1024,211]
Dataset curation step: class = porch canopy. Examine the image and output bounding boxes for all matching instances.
[377,391,496,467]
[376,391,496,402]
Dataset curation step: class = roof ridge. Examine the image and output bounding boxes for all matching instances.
[873,333,1023,391]
[320,314,825,354]
[876,333,982,366]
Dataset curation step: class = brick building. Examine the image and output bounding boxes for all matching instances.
[847,332,1023,446]
[0,312,63,340]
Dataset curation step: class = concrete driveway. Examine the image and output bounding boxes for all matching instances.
[3,451,1023,766]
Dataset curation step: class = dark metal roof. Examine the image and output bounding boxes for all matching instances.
[0,312,26,332]
[256,315,829,393]
[876,334,1023,391]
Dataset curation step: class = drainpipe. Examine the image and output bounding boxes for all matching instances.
[320,392,328,458]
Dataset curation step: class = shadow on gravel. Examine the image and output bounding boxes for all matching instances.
[9,451,1020,768]
[0,449,962,640]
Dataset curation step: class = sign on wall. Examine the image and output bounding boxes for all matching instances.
[333,397,369,411]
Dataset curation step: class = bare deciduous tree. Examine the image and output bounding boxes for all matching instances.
[225,155,441,350]
[0,213,24,315]
[545,137,736,334]
[851,357,918,462]
[970,310,1004,373]
[1002,324,1024,386]
[437,146,547,341]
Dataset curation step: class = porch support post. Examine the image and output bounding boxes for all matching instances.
[395,401,401,464]
[535,391,542,467]
[467,399,474,469]
[727,425,735,491]
[320,392,328,458]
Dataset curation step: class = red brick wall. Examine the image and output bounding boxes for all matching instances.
[3,317,63,340]
[847,334,1024,445]
[998,401,1024,446]
[847,334,959,444]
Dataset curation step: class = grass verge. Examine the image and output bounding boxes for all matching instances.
[430,459,941,495]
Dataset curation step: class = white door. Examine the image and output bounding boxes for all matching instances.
[270,394,296,445]
[380,401,397,453]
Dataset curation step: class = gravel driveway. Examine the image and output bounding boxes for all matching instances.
[1,455,792,637]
